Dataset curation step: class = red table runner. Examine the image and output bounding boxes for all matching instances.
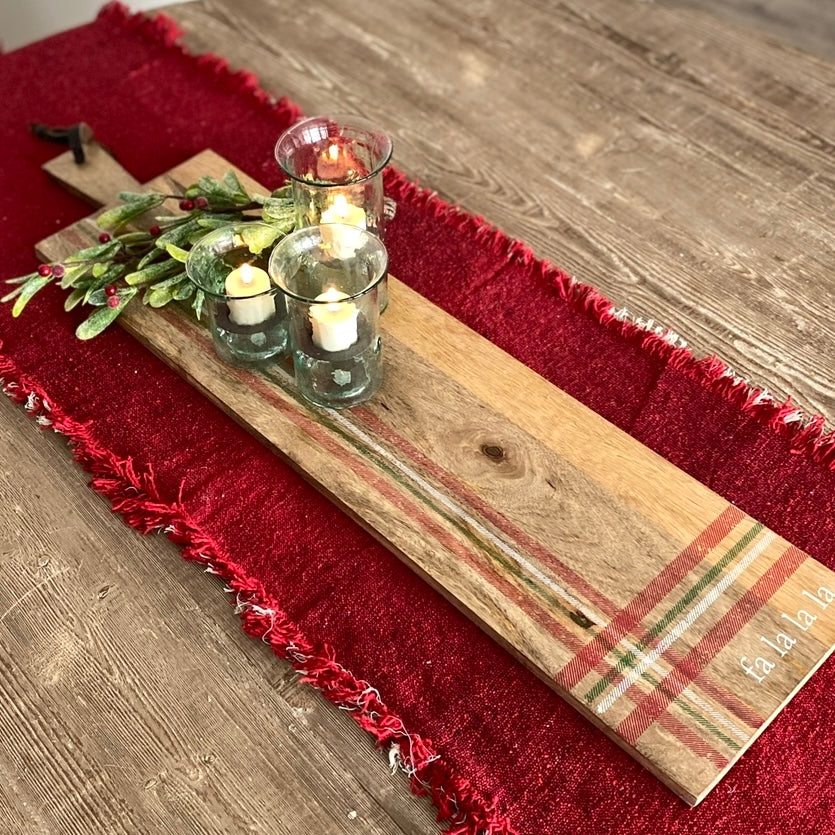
[2,5,834,834]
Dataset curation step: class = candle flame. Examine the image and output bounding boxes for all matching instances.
[327,144,339,162]
[331,193,349,215]
[321,285,346,310]
[239,262,254,284]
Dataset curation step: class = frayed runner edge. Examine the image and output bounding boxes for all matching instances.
[0,345,513,835]
[9,3,830,831]
[99,0,835,469]
[381,165,835,470]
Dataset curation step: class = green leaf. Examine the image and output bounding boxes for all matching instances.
[173,279,195,301]
[261,198,296,228]
[4,272,37,286]
[92,263,108,279]
[58,263,90,289]
[75,288,138,339]
[148,271,187,292]
[137,246,166,270]
[240,223,283,255]
[155,218,202,249]
[66,239,121,263]
[116,231,153,245]
[64,287,86,311]
[222,169,249,200]
[86,288,110,307]
[270,185,293,199]
[10,275,51,316]
[196,213,241,225]
[192,288,205,321]
[118,191,162,203]
[97,194,165,230]
[83,264,126,303]
[2,272,39,301]
[125,259,179,286]
[165,243,189,263]
[191,172,250,208]
[146,285,176,308]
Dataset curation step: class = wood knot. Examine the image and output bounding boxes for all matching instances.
[481,443,506,462]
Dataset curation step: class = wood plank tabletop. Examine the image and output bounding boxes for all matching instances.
[1,0,833,831]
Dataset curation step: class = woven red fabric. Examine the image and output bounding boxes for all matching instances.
[1,5,834,834]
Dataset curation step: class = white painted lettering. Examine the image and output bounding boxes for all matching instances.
[740,656,765,682]
[803,589,829,609]
[782,610,818,631]
[761,632,797,657]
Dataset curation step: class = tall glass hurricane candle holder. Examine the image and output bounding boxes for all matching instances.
[186,222,288,365]
[269,224,387,409]
[275,115,393,310]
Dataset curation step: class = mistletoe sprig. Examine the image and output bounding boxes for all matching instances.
[2,170,296,339]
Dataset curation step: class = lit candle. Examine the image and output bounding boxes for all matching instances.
[224,263,274,326]
[309,286,358,352]
[317,143,345,180]
[320,193,367,259]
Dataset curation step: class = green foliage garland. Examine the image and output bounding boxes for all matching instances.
[2,170,296,339]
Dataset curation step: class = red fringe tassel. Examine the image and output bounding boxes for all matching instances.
[381,166,835,470]
[0,344,513,834]
[7,4,830,833]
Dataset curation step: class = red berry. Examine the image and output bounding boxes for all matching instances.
[195,196,209,209]
[179,199,195,211]
[52,264,65,279]
[107,296,120,309]
[98,232,111,243]
[37,264,53,277]
[105,284,118,297]
[149,224,161,236]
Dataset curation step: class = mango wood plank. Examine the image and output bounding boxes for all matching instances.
[35,149,835,805]
[169,0,835,424]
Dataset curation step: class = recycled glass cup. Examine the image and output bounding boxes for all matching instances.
[269,224,387,409]
[186,222,288,365]
[275,115,393,310]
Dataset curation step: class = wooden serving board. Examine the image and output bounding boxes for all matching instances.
[36,150,835,806]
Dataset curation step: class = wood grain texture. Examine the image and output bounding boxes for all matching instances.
[0,396,439,834]
[662,0,835,60]
[35,150,835,805]
[4,0,835,830]
[167,0,835,424]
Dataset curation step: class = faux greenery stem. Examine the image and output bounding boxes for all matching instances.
[2,170,296,339]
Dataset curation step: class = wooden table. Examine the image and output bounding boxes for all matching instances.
[1,1,833,831]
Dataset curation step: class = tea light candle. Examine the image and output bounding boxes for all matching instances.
[320,194,367,259]
[225,263,274,326]
[317,143,345,180]
[310,286,358,352]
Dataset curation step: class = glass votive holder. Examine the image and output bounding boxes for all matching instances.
[275,115,393,310]
[185,222,289,365]
[269,224,388,409]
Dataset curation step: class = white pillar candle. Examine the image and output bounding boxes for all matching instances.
[309,286,358,352]
[320,193,367,260]
[224,263,274,326]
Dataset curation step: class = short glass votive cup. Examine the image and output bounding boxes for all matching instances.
[268,224,388,409]
[275,115,393,310]
[185,223,288,365]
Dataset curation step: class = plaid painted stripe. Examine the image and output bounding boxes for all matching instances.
[617,544,808,745]
[166,314,751,766]
[355,405,614,620]
[557,505,745,690]
[594,527,772,715]
[586,522,765,709]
